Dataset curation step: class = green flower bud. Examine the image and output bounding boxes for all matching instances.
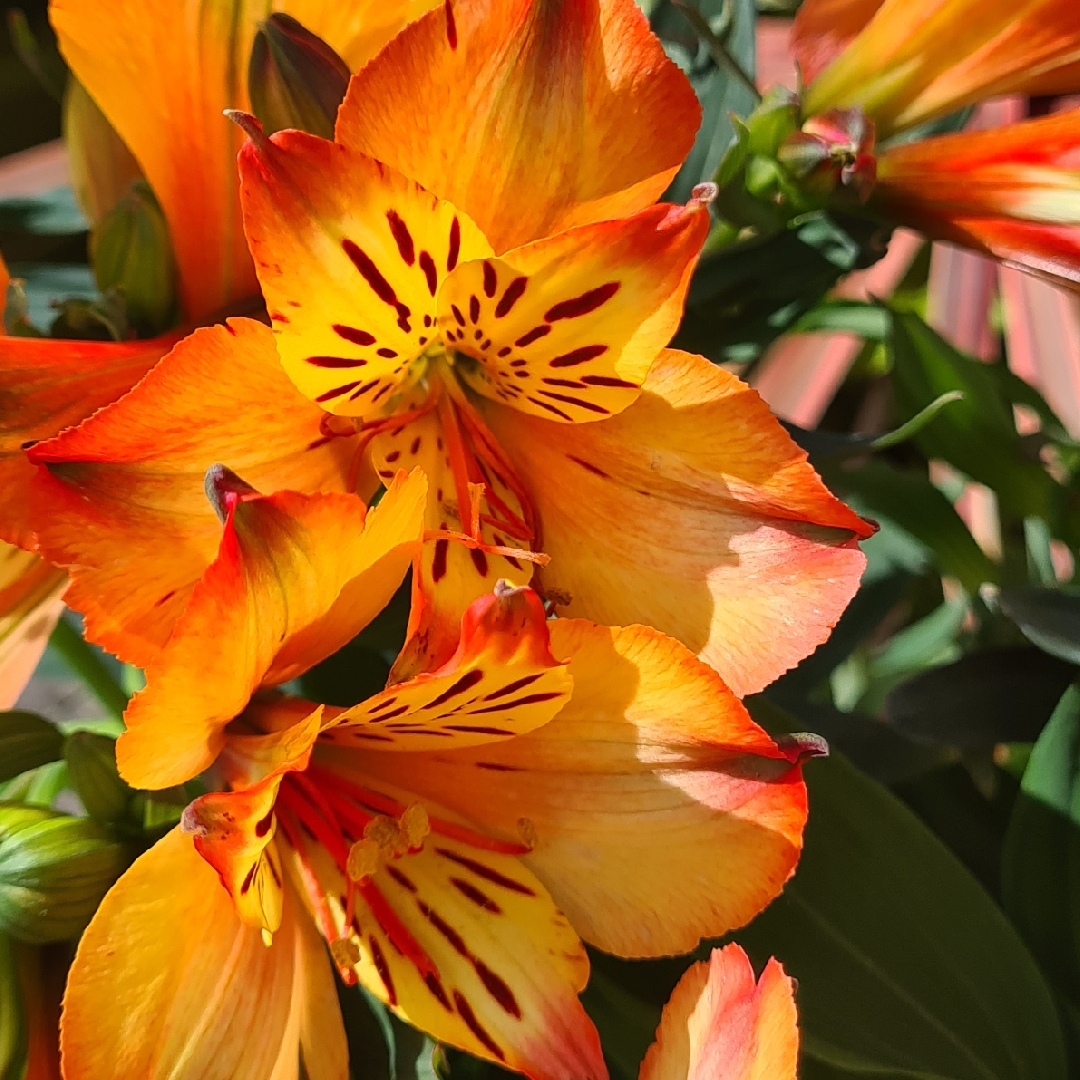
[0,713,62,786]
[63,733,132,824]
[89,179,178,336]
[0,804,127,944]
[248,13,350,140]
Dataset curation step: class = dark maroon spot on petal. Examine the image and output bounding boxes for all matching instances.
[549,344,609,368]
[482,261,497,298]
[494,276,527,317]
[267,854,282,888]
[454,992,505,1060]
[306,355,368,368]
[514,324,550,347]
[509,358,527,367]
[474,329,483,341]
[470,547,488,576]
[444,0,457,49]
[427,668,484,709]
[386,209,415,266]
[451,304,466,327]
[372,384,393,403]
[474,961,521,1018]
[369,695,399,712]
[350,379,381,400]
[407,437,419,456]
[270,312,290,323]
[481,339,491,350]
[154,588,178,607]
[445,724,514,735]
[305,434,335,450]
[371,703,410,721]
[469,295,480,323]
[224,323,238,335]
[385,450,401,462]
[288,299,301,307]
[475,761,522,772]
[334,323,378,346]
[568,455,611,479]
[255,810,274,837]
[447,217,461,271]
[432,538,450,582]
[350,731,395,742]
[545,281,620,321]
[469,691,565,714]
[427,973,453,1012]
[240,862,258,894]
[538,390,611,414]
[543,377,586,388]
[529,397,573,420]
[418,900,468,956]
[387,866,418,893]
[424,313,433,328]
[513,371,529,379]
[316,380,362,402]
[342,238,412,330]
[452,877,503,913]
[497,346,512,357]
[377,347,398,358]
[435,849,537,895]
[582,374,638,388]
[369,936,397,1005]
[378,470,395,479]
[418,250,438,296]
[483,672,544,701]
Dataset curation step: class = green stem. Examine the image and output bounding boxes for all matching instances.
[672,0,761,105]
[49,617,129,721]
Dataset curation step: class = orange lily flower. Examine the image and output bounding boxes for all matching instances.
[873,109,1080,290]
[639,944,798,1080]
[59,465,813,1080]
[795,0,1080,139]
[50,0,441,321]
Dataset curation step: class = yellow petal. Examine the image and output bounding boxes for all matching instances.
[639,945,798,1080]
[238,130,490,418]
[0,544,67,710]
[337,0,701,252]
[117,469,426,789]
[59,826,323,1080]
[323,585,572,751]
[486,348,871,697]
[438,199,709,423]
[344,620,810,957]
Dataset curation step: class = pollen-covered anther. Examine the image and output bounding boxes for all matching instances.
[400,802,430,848]
[347,805,431,881]
[330,936,361,967]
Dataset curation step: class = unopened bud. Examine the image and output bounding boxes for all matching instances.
[64,733,132,823]
[90,179,178,336]
[0,804,127,943]
[248,13,350,140]
[0,713,62,785]
[779,108,877,205]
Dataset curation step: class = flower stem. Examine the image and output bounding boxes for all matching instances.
[49,617,129,721]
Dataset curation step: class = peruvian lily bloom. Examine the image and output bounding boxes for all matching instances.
[50,0,440,321]
[59,464,815,1080]
[790,0,1080,290]
[639,944,798,1080]
[28,0,871,697]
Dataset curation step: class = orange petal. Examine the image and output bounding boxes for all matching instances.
[485,348,871,697]
[182,709,322,934]
[342,619,810,957]
[438,199,710,423]
[59,825,344,1080]
[238,129,491,417]
[875,111,1080,290]
[337,0,701,252]
[283,824,605,1079]
[27,319,360,668]
[639,945,798,1080]
[0,332,174,549]
[50,0,433,319]
[369,406,534,681]
[323,585,572,751]
[0,250,9,324]
[0,544,67,709]
[791,0,884,84]
[117,468,426,790]
[802,0,1080,136]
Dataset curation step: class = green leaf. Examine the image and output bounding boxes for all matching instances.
[0,713,63,784]
[0,186,86,235]
[998,589,1080,667]
[0,932,26,1080]
[826,460,998,593]
[739,698,1068,1080]
[884,647,1076,749]
[888,310,1068,535]
[790,298,894,339]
